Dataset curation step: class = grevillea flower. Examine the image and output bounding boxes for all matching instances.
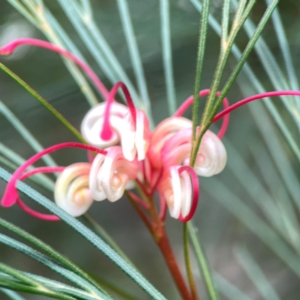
[89,146,139,202]
[2,38,299,223]
[82,82,151,161]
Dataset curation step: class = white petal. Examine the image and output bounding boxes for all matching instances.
[89,154,106,201]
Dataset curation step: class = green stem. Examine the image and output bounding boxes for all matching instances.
[0,63,85,143]
[200,0,255,127]
[183,223,198,300]
[191,0,265,166]
[187,222,220,300]
[192,0,210,139]
[221,0,230,52]
[209,0,279,121]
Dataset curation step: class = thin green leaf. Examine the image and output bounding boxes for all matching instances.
[0,263,76,300]
[221,0,230,52]
[0,143,54,191]
[57,0,118,84]
[225,140,285,236]
[82,213,135,267]
[232,0,300,128]
[202,177,300,277]
[0,287,26,300]
[0,168,166,300]
[213,273,252,300]
[160,0,176,115]
[116,0,152,118]
[235,247,281,300]
[89,276,138,300]
[231,0,247,32]
[187,222,220,300]
[190,0,300,161]
[75,0,143,109]
[0,102,57,167]
[0,233,111,299]
[15,0,99,106]
[6,0,37,26]
[0,63,85,143]
[183,223,198,299]
[210,0,279,119]
[250,143,300,252]
[0,272,102,300]
[192,0,257,165]
[191,0,210,140]
[0,217,110,298]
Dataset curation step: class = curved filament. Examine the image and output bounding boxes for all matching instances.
[17,166,65,221]
[1,142,106,207]
[101,82,137,140]
[213,90,300,122]
[0,38,109,99]
[174,89,230,138]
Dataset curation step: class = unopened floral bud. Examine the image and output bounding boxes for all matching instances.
[54,163,93,217]
[89,146,139,202]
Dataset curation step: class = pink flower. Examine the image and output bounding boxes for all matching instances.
[2,38,299,222]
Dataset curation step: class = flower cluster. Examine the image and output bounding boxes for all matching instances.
[3,38,296,223]
[0,38,230,222]
[78,83,228,221]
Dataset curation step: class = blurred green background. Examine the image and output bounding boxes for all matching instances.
[0,0,300,299]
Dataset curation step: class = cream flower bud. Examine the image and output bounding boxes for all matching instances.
[89,146,139,202]
[54,163,93,217]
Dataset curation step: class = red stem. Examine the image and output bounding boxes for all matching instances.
[130,190,193,300]
[155,221,194,300]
